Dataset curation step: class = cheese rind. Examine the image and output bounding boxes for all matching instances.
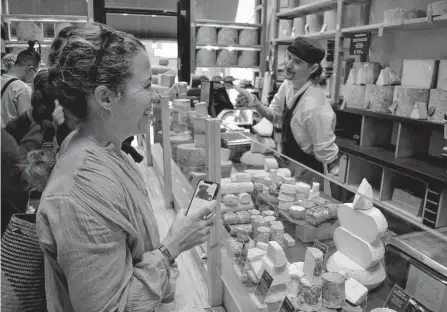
[322,272,346,309]
[303,247,324,284]
[345,278,368,306]
[231,172,252,182]
[394,87,430,118]
[353,179,374,210]
[296,276,323,312]
[253,117,273,137]
[296,182,311,195]
[402,59,437,89]
[334,227,385,269]
[284,233,296,247]
[290,206,306,219]
[240,151,265,167]
[338,203,388,243]
[266,241,288,268]
[247,248,266,262]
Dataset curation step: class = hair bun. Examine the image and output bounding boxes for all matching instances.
[27,40,35,50]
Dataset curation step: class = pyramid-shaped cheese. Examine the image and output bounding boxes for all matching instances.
[247,248,266,262]
[253,117,273,137]
[303,247,324,285]
[338,203,388,243]
[353,179,374,210]
[266,241,288,268]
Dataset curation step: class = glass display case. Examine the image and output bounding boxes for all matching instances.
[152,94,447,312]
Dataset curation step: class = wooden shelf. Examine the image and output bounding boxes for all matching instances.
[335,107,443,131]
[5,40,53,47]
[336,137,447,185]
[196,19,262,29]
[2,14,87,23]
[276,0,338,19]
[275,30,336,44]
[196,44,261,51]
[341,15,447,36]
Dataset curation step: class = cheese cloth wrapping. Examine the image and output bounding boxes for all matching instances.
[37,136,175,312]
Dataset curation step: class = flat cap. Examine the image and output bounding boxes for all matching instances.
[287,37,325,65]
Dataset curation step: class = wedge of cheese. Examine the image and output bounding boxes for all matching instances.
[253,117,273,137]
[345,278,368,306]
[338,203,388,243]
[393,87,430,118]
[353,179,374,210]
[333,227,385,270]
[240,151,265,167]
[326,251,386,290]
[303,247,324,284]
[247,247,266,262]
[266,241,288,268]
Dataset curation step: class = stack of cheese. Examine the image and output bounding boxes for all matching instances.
[241,117,276,169]
[365,65,400,114]
[221,173,255,212]
[343,62,381,109]
[225,209,255,255]
[429,60,447,122]
[278,183,297,211]
[295,247,324,311]
[217,28,238,44]
[327,179,388,291]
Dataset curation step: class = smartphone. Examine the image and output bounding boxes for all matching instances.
[185,180,220,216]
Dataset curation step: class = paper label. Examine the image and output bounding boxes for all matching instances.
[224,223,231,233]
[254,270,273,304]
[384,284,412,312]
[237,244,248,273]
[313,240,329,264]
[278,296,296,312]
[349,32,371,56]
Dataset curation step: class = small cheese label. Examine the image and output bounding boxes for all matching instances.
[278,296,296,312]
[384,284,411,312]
[254,270,273,304]
[313,240,329,265]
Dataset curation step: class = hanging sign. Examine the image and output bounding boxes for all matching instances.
[349,32,371,56]
[384,284,412,312]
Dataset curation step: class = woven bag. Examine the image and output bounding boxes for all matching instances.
[1,213,46,312]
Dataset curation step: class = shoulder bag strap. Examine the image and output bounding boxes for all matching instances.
[1,78,19,97]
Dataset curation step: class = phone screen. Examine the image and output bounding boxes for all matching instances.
[186,180,219,215]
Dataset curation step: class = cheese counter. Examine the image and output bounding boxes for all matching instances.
[153,101,447,312]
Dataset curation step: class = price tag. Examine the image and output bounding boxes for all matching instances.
[254,270,273,304]
[237,244,248,273]
[278,296,296,312]
[384,284,411,312]
[349,32,371,56]
[224,223,231,233]
[313,240,329,264]
[406,297,431,312]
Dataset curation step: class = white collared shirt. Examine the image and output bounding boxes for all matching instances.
[1,74,32,128]
[269,80,339,164]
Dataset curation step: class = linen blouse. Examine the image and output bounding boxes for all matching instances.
[37,134,173,312]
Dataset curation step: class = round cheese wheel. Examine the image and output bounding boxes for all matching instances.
[176,143,206,165]
[262,210,275,217]
[264,215,276,226]
[196,49,216,66]
[217,28,238,44]
[239,29,258,45]
[17,22,44,41]
[221,160,233,178]
[196,26,217,44]
[326,251,386,290]
[296,276,322,312]
[278,194,295,202]
[290,206,305,219]
[322,272,345,309]
[238,51,258,67]
[216,50,237,66]
[238,192,251,205]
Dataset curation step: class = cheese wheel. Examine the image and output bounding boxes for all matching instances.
[240,151,265,167]
[338,204,388,243]
[290,206,306,219]
[196,49,216,66]
[342,303,365,312]
[264,215,276,226]
[296,276,322,312]
[284,177,296,185]
[231,172,252,182]
[221,160,233,178]
[280,183,297,195]
[278,200,297,211]
[196,26,217,44]
[248,209,261,216]
[326,251,386,290]
[334,227,385,269]
[222,194,240,206]
[278,193,295,202]
[176,143,206,165]
[238,192,251,204]
[17,22,44,41]
[239,29,258,45]
[221,182,254,194]
[227,237,243,255]
[216,50,237,66]
[322,272,345,309]
[217,28,238,45]
[262,210,275,217]
[238,51,258,67]
[223,212,238,225]
[255,226,271,243]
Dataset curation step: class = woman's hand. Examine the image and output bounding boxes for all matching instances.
[162,201,217,259]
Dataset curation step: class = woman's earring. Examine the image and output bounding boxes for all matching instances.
[101,108,113,122]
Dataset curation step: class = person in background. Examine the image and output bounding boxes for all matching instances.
[236,37,339,176]
[1,53,17,75]
[1,41,40,128]
[25,23,215,311]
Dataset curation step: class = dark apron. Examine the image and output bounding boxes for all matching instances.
[278,93,324,174]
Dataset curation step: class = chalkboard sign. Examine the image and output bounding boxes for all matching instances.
[406,298,431,312]
[349,32,371,56]
[384,284,411,312]
[313,239,329,264]
[254,270,273,304]
[278,296,296,312]
[224,223,231,233]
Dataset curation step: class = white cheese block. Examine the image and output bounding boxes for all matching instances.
[322,272,346,309]
[238,51,258,67]
[253,117,273,137]
[429,1,447,16]
[221,160,233,178]
[343,85,367,109]
[288,262,304,279]
[247,248,266,262]
[221,182,254,194]
[296,276,323,312]
[296,182,311,195]
[277,168,292,178]
[284,177,296,185]
[394,87,430,118]
[356,62,381,85]
[216,50,237,66]
[266,241,288,268]
[196,26,217,44]
[345,278,368,306]
[342,303,365,312]
[239,29,258,45]
[217,28,238,44]
[238,192,251,205]
[222,194,240,207]
[353,179,374,210]
[326,251,386,290]
[438,60,447,91]
[284,233,296,247]
[240,151,265,167]
[384,8,426,23]
[258,137,276,154]
[262,157,278,172]
[256,242,268,251]
[428,89,447,122]
[303,247,324,284]
[338,203,388,243]
[365,85,395,113]
[231,172,252,182]
[402,60,438,89]
[261,257,290,286]
[334,227,385,270]
[376,67,401,86]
